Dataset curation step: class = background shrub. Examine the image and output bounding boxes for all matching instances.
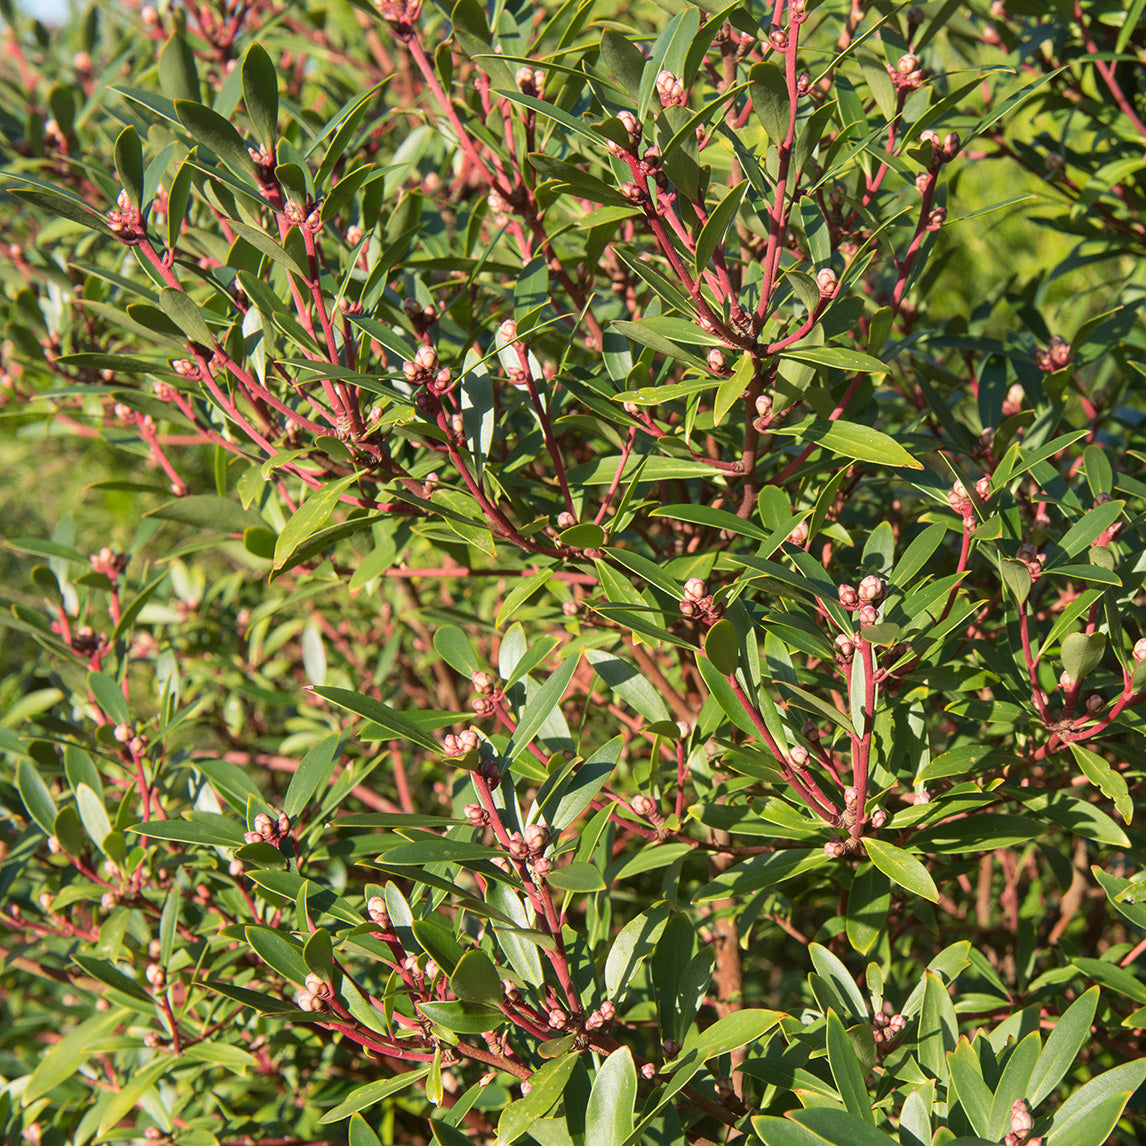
[1,0,1145,1144]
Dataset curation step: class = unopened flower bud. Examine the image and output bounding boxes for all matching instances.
[533,856,551,875]
[499,318,518,344]
[367,896,391,928]
[114,722,133,743]
[524,824,550,852]
[707,348,726,373]
[557,511,576,529]
[641,1062,657,1080]
[1060,671,1073,690]
[824,839,846,858]
[870,808,887,828]
[414,344,437,372]
[755,394,772,418]
[789,745,809,767]
[1010,1099,1034,1137]
[472,670,495,694]
[1085,693,1103,715]
[548,1007,566,1029]
[562,599,578,616]
[816,267,838,295]
[789,520,809,545]
[1134,638,1146,663]
[508,832,529,859]
[683,577,706,602]
[631,793,657,819]
[834,634,855,662]
[253,813,274,839]
[858,575,886,604]
[838,584,859,609]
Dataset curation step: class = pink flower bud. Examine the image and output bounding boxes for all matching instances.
[562,600,578,616]
[367,896,390,928]
[499,319,518,344]
[547,1007,566,1029]
[524,824,550,852]
[755,393,772,418]
[858,604,878,627]
[870,808,887,829]
[472,670,495,694]
[1085,693,1103,715]
[844,786,858,806]
[631,793,657,819]
[834,634,855,662]
[788,520,808,545]
[816,267,838,295]
[508,832,529,860]
[1133,638,1146,663]
[789,745,809,767]
[641,1062,657,1079]
[683,577,706,602]
[533,856,551,875]
[838,584,859,609]
[707,348,726,372]
[557,511,576,529]
[1059,670,1073,690]
[858,575,886,604]
[145,963,166,989]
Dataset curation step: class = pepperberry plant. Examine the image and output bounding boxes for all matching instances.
[1,0,1145,1144]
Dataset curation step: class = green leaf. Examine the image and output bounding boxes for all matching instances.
[419,1001,505,1034]
[846,864,891,956]
[127,813,246,848]
[601,30,646,99]
[496,1054,578,1146]
[145,494,266,533]
[704,618,740,675]
[1050,499,1123,563]
[7,188,115,237]
[586,1046,637,1146]
[312,686,438,751]
[586,651,671,724]
[605,903,672,999]
[782,418,922,470]
[96,1059,169,1136]
[609,320,711,371]
[948,1038,992,1137]
[76,783,111,851]
[753,1108,899,1146]
[16,759,58,835]
[227,217,308,276]
[692,1008,782,1059]
[245,925,309,985]
[696,180,747,276]
[114,125,144,208]
[349,1114,384,1146]
[283,733,340,819]
[158,32,199,103]
[449,949,502,1003]
[749,62,788,143]
[506,652,580,761]
[1001,559,1032,605]
[545,862,606,893]
[779,347,889,374]
[1068,745,1131,823]
[988,1031,1042,1138]
[274,472,360,570]
[714,351,755,426]
[827,1009,873,1122]
[1060,631,1106,684]
[496,570,553,630]
[88,669,130,725]
[1029,986,1099,1107]
[316,1067,431,1123]
[809,944,868,1022]
[242,43,279,150]
[23,1008,125,1103]
[1046,1059,1146,1146]
[863,838,938,902]
[158,286,214,346]
[918,970,958,1084]
[175,99,255,177]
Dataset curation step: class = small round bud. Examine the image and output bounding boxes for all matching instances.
[858,604,879,627]
[472,670,495,694]
[508,832,529,860]
[47,835,61,854]
[114,722,133,743]
[532,855,551,875]
[715,1075,734,1098]
[870,808,887,829]
[562,600,578,617]
[229,859,244,876]
[523,824,550,852]
[707,348,726,373]
[858,575,886,604]
[304,972,329,998]
[834,634,855,662]
[556,511,576,529]
[253,813,274,839]
[641,1062,657,1080]
[915,789,931,805]
[547,1007,567,1029]
[1085,693,1103,715]
[515,66,535,92]
[598,1000,615,1021]
[1133,638,1146,663]
[683,577,706,602]
[838,584,859,609]
[1059,670,1073,690]
[844,786,859,806]
[414,344,437,372]
[146,963,167,989]
[520,1081,532,1096]
[789,745,809,767]
[816,267,838,295]
[630,793,657,819]
[824,839,846,858]
[788,519,809,546]
[499,318,518,344]
[367,896,391,929]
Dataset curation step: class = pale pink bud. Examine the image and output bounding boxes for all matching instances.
[816,267,837,295]
[858,604,878,627]
[304,973,328,997]
[641,1062,657,1079]
[630,793,657,819]
[498,319,518,344]
[533,856,551,875]
[834,634,855,662]
[1059,670,1073,690]
[523,824,550,852]
[557,511,576,529]
[367,897,390,928]
[598,1000,615,1021]
[870,808,887,828]
[113,722,133,743]
[788,520,808,545]
[146,963,166,989]
[683,577,706,602]
[707,348,726,372]
[472,670,495,694]
[789,745,809,767]
[838,584,859,609]
[858,575,886,604]
[1133,638,1146,662]
[508,832,529,859]
[547,1007,566,1029]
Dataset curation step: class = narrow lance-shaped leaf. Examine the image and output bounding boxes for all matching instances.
[242,43,279,152]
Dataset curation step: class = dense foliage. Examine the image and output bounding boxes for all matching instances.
[2,0,1146,1143]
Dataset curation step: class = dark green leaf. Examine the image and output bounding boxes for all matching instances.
[242,43,279,151]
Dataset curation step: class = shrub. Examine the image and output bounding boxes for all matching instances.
[1,0,1145,1144]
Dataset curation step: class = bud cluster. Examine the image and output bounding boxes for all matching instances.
[871,1011,906,1045]
[244,810,291,846]
[888,53,926,91]
[919,130,960,168]
[655,70,686,107]
[443,729,480,757]
[1035,335,1072,373]
[1004,1099,1040,1146]
[367,895,391,930]
[630,793,661,824]
[70,624,110,657]
[584,999,616,1031]
[947,477,989,521]
[1015,541,1046,581]
[89,546,128,579]
[106,189,144,242]
[515,66,546,97]
[373,0,423,38]
[402,344,452,394]
[679,577,724,627]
